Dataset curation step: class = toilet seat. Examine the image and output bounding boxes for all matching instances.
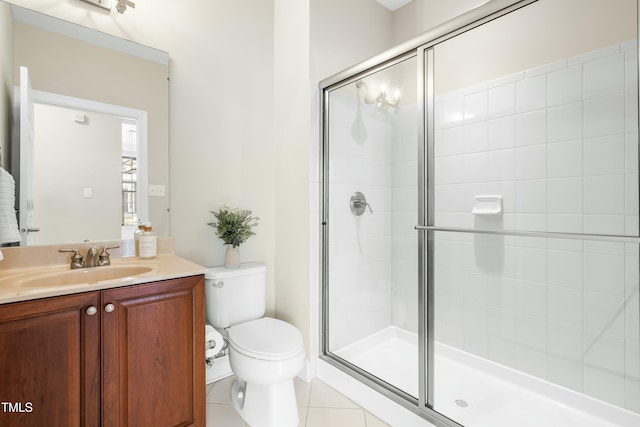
[227,317,303,361]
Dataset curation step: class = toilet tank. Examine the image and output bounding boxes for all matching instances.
[204,262,267,328]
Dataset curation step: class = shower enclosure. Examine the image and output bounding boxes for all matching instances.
[320,1,640,426]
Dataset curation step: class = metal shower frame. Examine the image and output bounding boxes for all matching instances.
[318,0,639,425]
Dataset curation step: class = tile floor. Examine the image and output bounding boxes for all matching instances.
[206,375,391,427]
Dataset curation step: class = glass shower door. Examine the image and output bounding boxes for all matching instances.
[324,55,420,397]
[428,0,640,425]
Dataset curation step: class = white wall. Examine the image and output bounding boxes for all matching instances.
[33,103,121,244]
[310,0,393,82]
[165,0,277,316]
[273,0,311,360]
[167,1,280,320]
[391,0,486,46]
[0,2,12,170]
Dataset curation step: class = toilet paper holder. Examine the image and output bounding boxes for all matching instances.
[207,338,218,351]
[205,325,226,366]
[205,336,227,368]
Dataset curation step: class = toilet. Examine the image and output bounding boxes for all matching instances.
[204,262,305,427]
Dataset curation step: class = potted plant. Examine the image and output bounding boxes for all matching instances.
[207,203,259,268]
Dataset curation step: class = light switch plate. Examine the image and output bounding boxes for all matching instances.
[149,185,165,197]
[80,0,112,11]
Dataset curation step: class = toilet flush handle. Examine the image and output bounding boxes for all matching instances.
[212,280,224,288]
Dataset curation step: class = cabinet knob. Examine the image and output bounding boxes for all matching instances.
[104,303,115,313]
[86,306,97,316]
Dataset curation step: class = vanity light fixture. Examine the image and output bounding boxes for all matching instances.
[355,80,401,112]
[116,0,136,14]
[80,0,112,11]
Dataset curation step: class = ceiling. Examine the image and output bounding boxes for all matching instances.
[376,0,413,11]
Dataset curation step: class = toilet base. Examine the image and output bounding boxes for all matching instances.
[231,378,299,427]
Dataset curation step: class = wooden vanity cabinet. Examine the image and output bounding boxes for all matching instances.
[0,275,205,427]
[0,291,101,427]
[102,274,205,426]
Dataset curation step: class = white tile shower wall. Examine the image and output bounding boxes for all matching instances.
[328,88,393,351]
[433,41,640,412]
[390,103,418,334]
[435,41,639,235]
[327,86,419,351]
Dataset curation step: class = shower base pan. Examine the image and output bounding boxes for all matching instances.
[334,326,639,427]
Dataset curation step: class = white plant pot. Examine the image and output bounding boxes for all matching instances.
[225,244,240,268]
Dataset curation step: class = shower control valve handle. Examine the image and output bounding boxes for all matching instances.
[364,201,373,213]
[350,191,373,216]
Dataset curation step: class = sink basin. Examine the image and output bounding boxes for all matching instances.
[17,265,154,288]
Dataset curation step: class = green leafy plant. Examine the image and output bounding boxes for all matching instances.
[207,204,259,248]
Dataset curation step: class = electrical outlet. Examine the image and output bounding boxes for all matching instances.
[149,185,165,197]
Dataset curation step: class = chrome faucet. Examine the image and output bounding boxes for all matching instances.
[59,245,120,269]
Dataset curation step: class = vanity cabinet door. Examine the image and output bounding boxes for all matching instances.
[101,275,205,427]
[0,291,101,427]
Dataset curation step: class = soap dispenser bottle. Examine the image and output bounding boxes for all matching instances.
[133,223,146,256]
[139,223,157,259]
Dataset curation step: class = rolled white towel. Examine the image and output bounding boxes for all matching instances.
[0,168,20,244]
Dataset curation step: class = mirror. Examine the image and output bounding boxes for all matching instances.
[0,2,169,246]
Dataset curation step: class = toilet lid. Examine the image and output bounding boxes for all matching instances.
[227,317,303,360]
